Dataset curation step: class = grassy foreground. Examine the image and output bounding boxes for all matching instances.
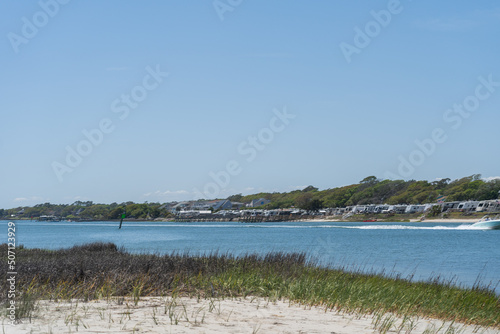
[1,243,499,328]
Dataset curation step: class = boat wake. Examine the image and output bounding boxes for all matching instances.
[327,224,485,230]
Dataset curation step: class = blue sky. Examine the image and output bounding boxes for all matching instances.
[1,1,499,208]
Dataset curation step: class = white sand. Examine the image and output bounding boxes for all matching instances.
[3,297,499,334]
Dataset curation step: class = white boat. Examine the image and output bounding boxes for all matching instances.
[471,215,500,230]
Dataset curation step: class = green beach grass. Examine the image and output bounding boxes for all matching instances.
[1,242,499,329]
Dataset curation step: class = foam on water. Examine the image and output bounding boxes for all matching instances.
[326,224,485,230]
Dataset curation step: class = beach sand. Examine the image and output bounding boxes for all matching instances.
[4,296,499,334]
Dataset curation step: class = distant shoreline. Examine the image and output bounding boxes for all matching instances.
[4,217,481,223]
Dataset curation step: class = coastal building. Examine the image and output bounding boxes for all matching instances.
[213,200,233,211]
[405,205,426,214]
[457,201,479,212]
[230,202,245,210]
[476,200,500,213]
[344,206,354,213]
[441,201,461,212]
[364,205,377,213]
[328,207,346,216]
[171,201,191,213]
[159,202,177,212]
[374,205,390,213]
[350,205,370,214]
[349,206,362,213]
[247,198,271,208]
[393,205,409,214]
[38,215,60,221]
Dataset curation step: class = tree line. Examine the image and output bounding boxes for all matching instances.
[1,201,171,220]
[229,174,500,210]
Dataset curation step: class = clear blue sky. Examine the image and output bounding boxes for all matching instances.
[1,1,499,208]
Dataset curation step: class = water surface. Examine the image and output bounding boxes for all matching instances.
[3,220,499,292]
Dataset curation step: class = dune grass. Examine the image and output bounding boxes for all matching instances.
[1,242,499,328]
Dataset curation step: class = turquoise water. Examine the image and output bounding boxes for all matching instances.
[3,220,499,292]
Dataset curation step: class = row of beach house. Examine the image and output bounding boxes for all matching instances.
[337,199,500,216]
[164,198,500,217]
[164,198,271,212]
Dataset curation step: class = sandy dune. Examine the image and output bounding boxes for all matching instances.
[3,296,499,334]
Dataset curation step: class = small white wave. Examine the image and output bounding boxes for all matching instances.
[455,224,488,230]
[248,225,313,229]
[325,225,483,230]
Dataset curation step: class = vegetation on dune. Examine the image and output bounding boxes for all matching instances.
[237,174,500,210]
[1,243,499,328]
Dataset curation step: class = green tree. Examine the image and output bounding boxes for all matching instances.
[432,178,450,190]
[428,205,442,217]
[360,176,378,185]
[304,199,324,211]
[227,194,243,202]
[302,186,318,192]
[296,193,313,209]
[108,207,125,219]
